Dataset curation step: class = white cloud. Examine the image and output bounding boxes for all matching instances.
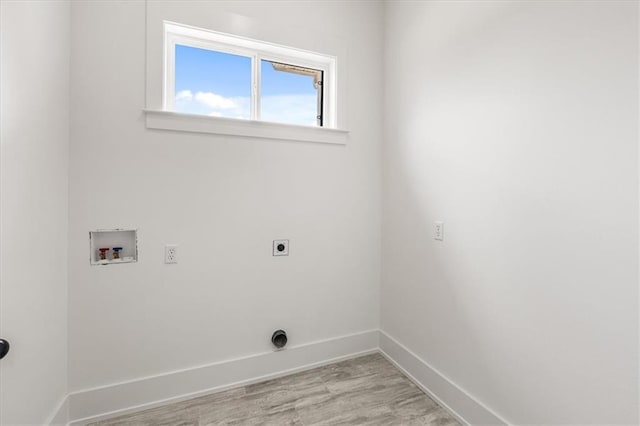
[174,90,318,126]
[175,90,193,102]
[261,94,318,127]
[174,90,250,119]
[194,91,239,110]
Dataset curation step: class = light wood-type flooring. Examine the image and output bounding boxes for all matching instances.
[90,353,460,426]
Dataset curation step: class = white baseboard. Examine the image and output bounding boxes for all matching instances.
[379,330,508,426]
[46,395,69,426]
[66,329,379,425]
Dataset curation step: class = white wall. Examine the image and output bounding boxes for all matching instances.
[382,1,638,424]
[4,1,637,424]
[0,1,70,424]
[68,0,382,391]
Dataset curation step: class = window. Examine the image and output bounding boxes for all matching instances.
[164,22,335,128]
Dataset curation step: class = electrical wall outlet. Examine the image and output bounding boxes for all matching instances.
[434,222,444,241]
[165,244,178,264]
[273,239,289,256]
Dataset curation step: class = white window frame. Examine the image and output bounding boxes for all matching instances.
[163,21,337,128]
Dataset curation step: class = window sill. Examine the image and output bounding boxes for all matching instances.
[144,110,349,145]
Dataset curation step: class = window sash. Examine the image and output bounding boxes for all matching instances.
[164,22,334,127]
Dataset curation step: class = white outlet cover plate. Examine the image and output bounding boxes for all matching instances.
[273,240,289,256]
[165,244,178,263]
[434,222,444,241]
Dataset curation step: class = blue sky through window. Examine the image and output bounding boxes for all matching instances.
[174,44,320,126]
[260,60,318,126]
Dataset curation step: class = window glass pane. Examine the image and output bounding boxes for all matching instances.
[174,45,251,120]
[260,60,321,127]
